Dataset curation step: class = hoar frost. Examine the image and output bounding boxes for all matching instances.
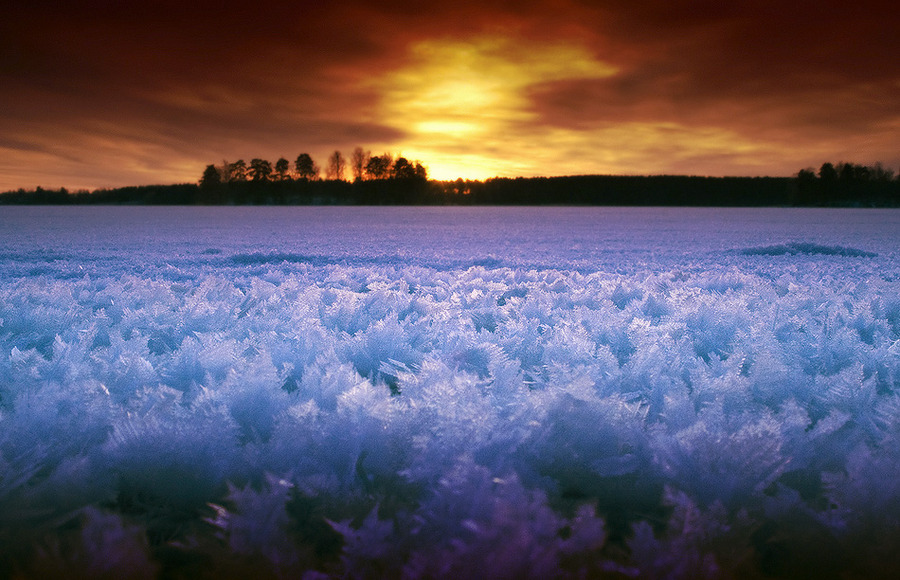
[1,206,899,578]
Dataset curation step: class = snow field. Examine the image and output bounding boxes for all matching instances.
[2,255,900,578]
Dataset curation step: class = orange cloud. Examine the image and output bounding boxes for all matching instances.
[1,1,897,190]
[367,36,618,179]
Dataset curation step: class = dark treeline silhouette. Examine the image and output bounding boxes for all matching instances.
[451,176,796,206]
[794,162,900,206]
[0,184,202,205]
[192,149,430,204]
[200,149,427,187]
[3,156,899,207]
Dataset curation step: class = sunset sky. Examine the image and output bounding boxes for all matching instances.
[2,0,897,191]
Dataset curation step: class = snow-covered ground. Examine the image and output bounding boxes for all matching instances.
[2,206,899,578]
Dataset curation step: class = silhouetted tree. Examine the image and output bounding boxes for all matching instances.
[392,157,416,179]
[274,157,291,181]
[819,162,837,181]
[218,160,232,182]
[365,153,392,180]
[249,158,273,182]
[871,162,895,182]
[295,153,319,181]
[326,150,346,181]
[838,162,858,181]
[200,164,221,189]
[229,159,248,182]
[198,165,225,204]
[350,147,369,181]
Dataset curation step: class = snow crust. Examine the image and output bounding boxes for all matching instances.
[1,206,899,578]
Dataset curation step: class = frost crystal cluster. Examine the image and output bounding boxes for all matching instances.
[1,207,899,578]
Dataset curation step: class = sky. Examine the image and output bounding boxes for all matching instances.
[1,0,897,190]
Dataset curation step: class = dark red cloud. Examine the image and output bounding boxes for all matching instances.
[1,0,897,189]
[530,1,898,118]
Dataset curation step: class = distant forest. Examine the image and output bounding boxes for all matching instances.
[2,152,899,207]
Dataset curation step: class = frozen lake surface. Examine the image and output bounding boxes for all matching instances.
[2,206,898,276]
[2,206,900,578]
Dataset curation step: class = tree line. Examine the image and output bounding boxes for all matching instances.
[3,159,898,206]
[797,162,897,183]
[794,161,900,205]
[199,148,427,189]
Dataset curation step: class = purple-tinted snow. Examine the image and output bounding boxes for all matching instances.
[1,206,899,578]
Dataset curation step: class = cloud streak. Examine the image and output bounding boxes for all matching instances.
[1,0,897,189]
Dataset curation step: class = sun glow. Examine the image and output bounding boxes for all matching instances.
[401,151,504,182]
[370,36,618,180]
[415,120,481,136]
[365,35,811,180]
